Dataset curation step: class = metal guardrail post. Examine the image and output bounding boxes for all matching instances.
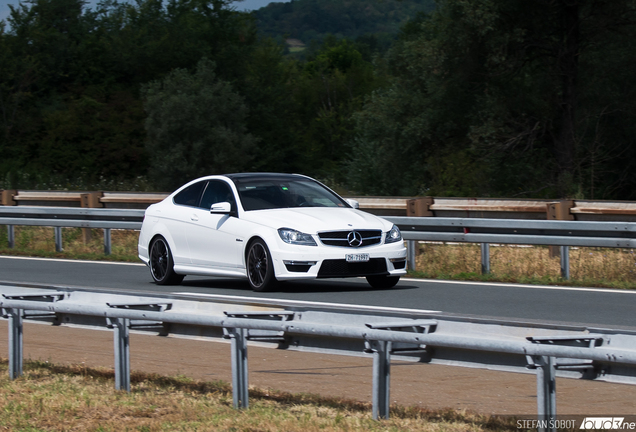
[529,355,556,432]
[7,308,23,379]
[407,240,416,271]
[368,340,391,420]
[54,227,63,252]
[110,318,131,391]
[7,225,14,248]
[104,228,112,255]
[225,327,249,409]
[481,243,490,274]
[560,246,570,280]
[6,289,636,422]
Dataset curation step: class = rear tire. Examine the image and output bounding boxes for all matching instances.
[246,239,277,292]
[149,237,184,285]
[366,275,400,289]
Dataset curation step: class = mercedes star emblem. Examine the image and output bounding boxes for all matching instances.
[347,231,363,247]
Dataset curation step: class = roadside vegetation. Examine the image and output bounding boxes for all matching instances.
[0,359,518,432]
[0,226,139,262]
[1,226,635,289]
[3,0,636,200]
[412,243,636,290]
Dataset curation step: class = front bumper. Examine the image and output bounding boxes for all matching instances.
[270,241,407,281]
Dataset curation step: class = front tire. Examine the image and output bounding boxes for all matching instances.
[149,237,184,285]
[366,275,400,289]
[246,239,276,292]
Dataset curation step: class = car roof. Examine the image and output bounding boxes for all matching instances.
[224,173,308,182]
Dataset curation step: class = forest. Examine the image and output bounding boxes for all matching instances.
[253,0,435,53]
[1,0,636,199]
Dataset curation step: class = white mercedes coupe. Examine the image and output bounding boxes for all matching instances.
[138,173,407,291]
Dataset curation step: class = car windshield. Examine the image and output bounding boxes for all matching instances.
[233,177,348,211]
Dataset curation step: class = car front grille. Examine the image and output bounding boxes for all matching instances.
[318,230,382,248]
[317,258,387,278]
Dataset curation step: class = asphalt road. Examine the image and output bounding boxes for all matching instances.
[1,255,635,329]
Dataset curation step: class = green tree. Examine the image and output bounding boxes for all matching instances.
[1,0,150,184]
[253,0,435,48]
[143,58,257,190]
[347,0,636,198]
[233,38,301,174]
[0,0,262,188]
[99,0,257,86]
[0,23,39,177]
[288,37,380,181]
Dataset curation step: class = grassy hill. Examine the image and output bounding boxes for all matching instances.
[252,0,435,49]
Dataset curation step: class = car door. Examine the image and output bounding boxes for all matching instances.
[186,180,243,269]
[166,180,208,265]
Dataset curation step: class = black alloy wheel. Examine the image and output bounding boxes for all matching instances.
[149,237,184,285]
[247,239,276,291]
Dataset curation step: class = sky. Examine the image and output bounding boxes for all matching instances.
[0,0,289,23]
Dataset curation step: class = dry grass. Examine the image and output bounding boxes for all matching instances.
[0,226,139,262]
[414,242,636,288]
[0,359,517,432]
[1,226,635,289]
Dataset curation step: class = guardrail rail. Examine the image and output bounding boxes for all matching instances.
[1,284,636,431]
[0,206,144,254]
[385,216,636,279]
[2,206,636,278]
[5,189,636,221]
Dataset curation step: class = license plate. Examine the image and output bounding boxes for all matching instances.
[346,253,370,263]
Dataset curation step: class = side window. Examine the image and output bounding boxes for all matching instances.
[199,180,236,210]
[173,181,206,207]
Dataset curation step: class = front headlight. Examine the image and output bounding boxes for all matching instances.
[278,228,317,246]
[385,224,402,244]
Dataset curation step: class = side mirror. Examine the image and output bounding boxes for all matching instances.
[210,202,232,214]
[346,199,360,209]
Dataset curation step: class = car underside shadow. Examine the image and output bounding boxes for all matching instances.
[276,280,419,293]
[179,277,419,293]
[180,278,253,290]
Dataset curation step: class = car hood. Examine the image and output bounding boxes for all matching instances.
[241,207,393,233]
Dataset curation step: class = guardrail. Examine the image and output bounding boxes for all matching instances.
[1,207,635,278]
[0,207,144,254]
[0,190,167,209]
[5,189,636,221]
[385,216,636,279]
[1,284,635,429]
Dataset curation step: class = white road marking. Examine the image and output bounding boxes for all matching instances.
[401,277,636,295]
[1,255,632,295]
[177,292,442,314]
[0,255,146,266]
